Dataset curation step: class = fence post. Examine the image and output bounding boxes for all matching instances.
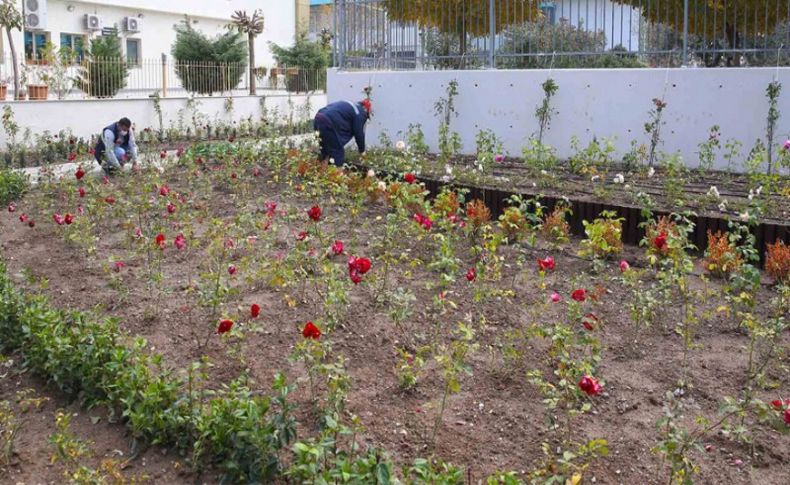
[682,0,689,66]
[161,53,168,97]
[338,0,346,70]
[488,0,496,68]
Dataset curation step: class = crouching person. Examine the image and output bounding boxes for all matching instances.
[94,117,138,175]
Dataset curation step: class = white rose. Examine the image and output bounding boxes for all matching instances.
[395,140,406,151]
[377,181,387,191]
[367,169,375,178]
[647,167,655,178]
[708,186,720,198]
[613,174,625,184]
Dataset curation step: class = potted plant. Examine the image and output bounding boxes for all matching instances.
[0,76,9,100]
[24,60,50,100]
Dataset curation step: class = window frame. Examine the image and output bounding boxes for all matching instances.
[125,38,141,68]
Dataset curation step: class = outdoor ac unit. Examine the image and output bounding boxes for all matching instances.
[85,14,103,31]
[124,17,141,33]
[24,0,48,31]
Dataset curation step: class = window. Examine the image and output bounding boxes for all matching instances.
[539,2,556,24]
[59,33,85,62]
[126,39,141,66]
[24,31,50,62]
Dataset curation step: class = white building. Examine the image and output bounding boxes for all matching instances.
[1,0,297,77]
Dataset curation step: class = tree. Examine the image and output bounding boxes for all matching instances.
[0,0,23,99]
[384,0,540,62]
[612,0,790,66]
[270,34,330,92]
[230,10,264,96]
[75,31,129,98]
[172,19,247,95]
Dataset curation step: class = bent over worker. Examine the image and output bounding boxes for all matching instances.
[94,117,138,175]
[313,99,371,167]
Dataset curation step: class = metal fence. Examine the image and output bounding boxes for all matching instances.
[0,55,327,100]
[333,0,790,70]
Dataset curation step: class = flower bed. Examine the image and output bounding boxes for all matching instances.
[1,141,789,484]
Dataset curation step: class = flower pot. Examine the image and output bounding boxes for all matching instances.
[27,84,48,100]
[0,85,6,100]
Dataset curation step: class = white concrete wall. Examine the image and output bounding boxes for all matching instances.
[1,0,295,68]
[328,67,790,170]
[0,92,326,145]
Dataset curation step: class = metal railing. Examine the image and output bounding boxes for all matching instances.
[0,55,327,100]
[333,0,790,70]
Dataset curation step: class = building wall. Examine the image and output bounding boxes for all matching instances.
[1,0,296,68]
[328,67,790,171]
[0,92,326,146]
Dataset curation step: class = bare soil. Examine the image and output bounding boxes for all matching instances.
[1,164,789,485]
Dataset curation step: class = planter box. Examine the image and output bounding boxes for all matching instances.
[27,84,48,101]
[0,85,6,100]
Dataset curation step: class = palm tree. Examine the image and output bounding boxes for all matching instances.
[0,0,23,99]
[230,10,264,95]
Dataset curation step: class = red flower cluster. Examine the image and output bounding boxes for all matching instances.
[465,267,476,282]
[770,399,790,425]
[413,213,433,231]
[264,201,277,218]
[53,213,65,226]
[302,321,321,339]
[78,187,86,198]
[7,203,16,213]
[159,185,170,197]
[250,304,261,318]
[174,233,187,250]
[571,288,587,302]
[578,375,603,396]
[113,261,126,273]
[167,202,176,214]
[537,256,555,272]
[155,233,166,250]
[307,205,322,222]
[404,173,416,184]
[64,213,74,225]
[104,196,115,205]
[653,231,668,251]
[331,240,344,256]
[348,256,372,284]
[75,167,85,180]
[296,231,308,241]
[217,319,233,334]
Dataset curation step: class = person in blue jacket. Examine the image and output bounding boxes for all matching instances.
[94,117,138,174]
[314,99,371,166]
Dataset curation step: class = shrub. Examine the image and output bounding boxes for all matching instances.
[466,199,492,232]
[766,240,790,283]
[579,210,624,260]
[0,167,27,205]
[171,19,247,95]
[75,30,129,98]
[498,206,529,242]
[704,231,743,278]
[541,205,571,246]
[270,34,329,92]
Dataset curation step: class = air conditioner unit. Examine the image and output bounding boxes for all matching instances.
[24,0,48,31]
[124,17,141,33]
[84,14,103,31]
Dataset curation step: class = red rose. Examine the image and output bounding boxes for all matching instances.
[167,202,176,214]
[155,233,166,250]
[296,231,307,241]
[331,240,344,255]
[159,185,170,197]
[7,203,16,213]
[349,271,362,284]
[571,289,587,302]
[250,304,261,318]
[64,213,74,225]
[68,152,77,162]
[302,321,321,339]
[771,399,784,410]
[348,256,371,275]
[78,187,86,198]
[653,231,668,251]
[18,213,27,223]
[174,233,186,250]
[537,256,555,272]
[785,408,790,426]
[404,173,416,184]
[466,267,476,282]
[75,166,85,179]
[619,260,630,272]
[228,265,237,276]
[264,201,277,217]
[160,150,167,159]
[104,196,115,204]
[217,319,233,334]
[113,261,125,272]
[307,205,322,222]
[53,213,65,226]
[582,313,599,331]
[578,375,602,396]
